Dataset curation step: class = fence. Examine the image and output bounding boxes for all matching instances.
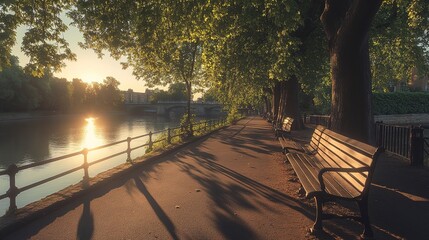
[299,117,428,166]
[0,118,226,215]
[304,115,331,128]
[375,122,428,167]
[422,125,429,164]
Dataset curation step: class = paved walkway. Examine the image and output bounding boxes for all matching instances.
[3,117,429,239]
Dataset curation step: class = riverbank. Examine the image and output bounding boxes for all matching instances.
[0,110,129,122]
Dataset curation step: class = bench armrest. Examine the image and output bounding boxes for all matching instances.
[318,167,370,192]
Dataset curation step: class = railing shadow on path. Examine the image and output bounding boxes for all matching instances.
[2,152,177,240]
[76,199,94,240]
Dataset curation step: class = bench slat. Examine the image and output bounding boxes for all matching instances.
[288,153,357,199]
[308,125,325,152]
[286,125,380,200]
[288,153,321,194]
[322,129,377,161]
[309,154,362,198]
[316,143,368,193]
[317,140,368,187]
[319,133,373,167]
[284,125,382,237]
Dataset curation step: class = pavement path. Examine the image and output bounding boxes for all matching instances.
[4,117,429,240]
[4,117,315,240]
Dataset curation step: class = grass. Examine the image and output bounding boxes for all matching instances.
[146,119,227,153]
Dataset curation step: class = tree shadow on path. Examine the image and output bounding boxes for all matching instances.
[133,176,179,240]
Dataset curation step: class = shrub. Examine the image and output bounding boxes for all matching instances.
[373,92,429,115]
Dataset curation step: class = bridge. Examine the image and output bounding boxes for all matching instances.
[124,101,224,116]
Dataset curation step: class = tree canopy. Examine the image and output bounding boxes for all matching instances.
[1,0,429,141]
[0,56,123,112]
[371,0,429,92]
[0,0,75,75]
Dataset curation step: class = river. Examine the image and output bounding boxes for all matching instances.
[0,113,184,215]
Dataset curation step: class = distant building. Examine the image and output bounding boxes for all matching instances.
[409,67,429,91]
[388,67,428,92]
[123,89,154,104]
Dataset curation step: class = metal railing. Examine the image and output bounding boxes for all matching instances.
[422,125,429,165]
[375,122,411,159]
[375,122,428,167]
[0,118,227,215]
[304,115,331,128]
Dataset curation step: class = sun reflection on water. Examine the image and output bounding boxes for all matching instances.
[82,117,103,149]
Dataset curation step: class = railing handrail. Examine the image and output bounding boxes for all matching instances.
[0,117,227,215]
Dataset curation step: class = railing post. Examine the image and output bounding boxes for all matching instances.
[126,137,132,162]
[167,128,171,144]
[149,131,153,149]
[376,122,383,147]
[82,148,89,187]
[6,164,19,215]
[410,126,424,167]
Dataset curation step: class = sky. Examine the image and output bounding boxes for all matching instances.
[11,17,147,93]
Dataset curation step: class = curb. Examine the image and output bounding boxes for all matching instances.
[0,125,229,237]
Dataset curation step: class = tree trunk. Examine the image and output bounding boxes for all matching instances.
[284,76,304,130]
[263,95,271,115]
[321,0,382,143]
[329,38,373,142]
[272,81,281,122]
[277,81,287,124]
[185,80,193,137]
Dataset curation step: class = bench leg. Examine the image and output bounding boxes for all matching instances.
[310,196,323,234]
[282,147,289,155]
[358,199,373,239]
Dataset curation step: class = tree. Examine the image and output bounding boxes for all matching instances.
[0,56,26,111]
[319,0,429,143]
[203,1,301,122]
[149,89,169,104]
[70,78,86,111]
[270,1,325,130]
[201,88,219,102]
[49,77,71,111]
[167,83,188,102]
[70,1,208,137]
[371,0,429,92]
[0,0,76,76]
[85,81,101,111]
[99,76,123,109]
[319,0,383,143]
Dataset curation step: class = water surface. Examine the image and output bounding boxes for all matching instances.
[0,114,178,215]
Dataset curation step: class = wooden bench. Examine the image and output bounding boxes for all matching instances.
[265,112,273,123]
[281,125,325,154]
[274,117,294,137]
[285,127,383,238]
